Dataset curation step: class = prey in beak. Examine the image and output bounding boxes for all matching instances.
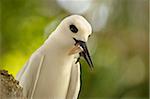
[69,38,94,70]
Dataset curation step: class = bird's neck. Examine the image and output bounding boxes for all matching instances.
[43,31,74,55]
[41,31,76,73]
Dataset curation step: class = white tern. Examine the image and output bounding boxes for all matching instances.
[16,15,93,99]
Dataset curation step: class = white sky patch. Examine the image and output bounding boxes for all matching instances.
[57,0,91,14]
[91,4,109,32]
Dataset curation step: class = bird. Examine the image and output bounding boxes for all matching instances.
[16,15,93,99]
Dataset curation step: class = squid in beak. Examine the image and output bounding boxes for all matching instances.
[69,38,94,70]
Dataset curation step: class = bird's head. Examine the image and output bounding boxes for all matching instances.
[55,15,93,70]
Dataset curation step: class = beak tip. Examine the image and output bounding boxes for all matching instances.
[90,64,94,70]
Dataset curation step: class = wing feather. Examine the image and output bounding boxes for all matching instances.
[66,62,80,99]
[16,50,45,98]
[30,55,45,98]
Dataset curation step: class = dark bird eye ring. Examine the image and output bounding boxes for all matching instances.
[70,24,78,33]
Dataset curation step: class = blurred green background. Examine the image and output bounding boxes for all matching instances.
[0,0,149,99]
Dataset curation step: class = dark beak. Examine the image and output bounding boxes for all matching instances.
[73,38,94,70]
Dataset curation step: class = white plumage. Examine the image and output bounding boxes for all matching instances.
[16,15,93,99]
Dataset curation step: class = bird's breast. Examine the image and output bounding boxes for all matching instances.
[33,51,75,98]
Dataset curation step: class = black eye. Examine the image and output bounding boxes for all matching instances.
[88,35,91,38]
[69,24,78,33]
